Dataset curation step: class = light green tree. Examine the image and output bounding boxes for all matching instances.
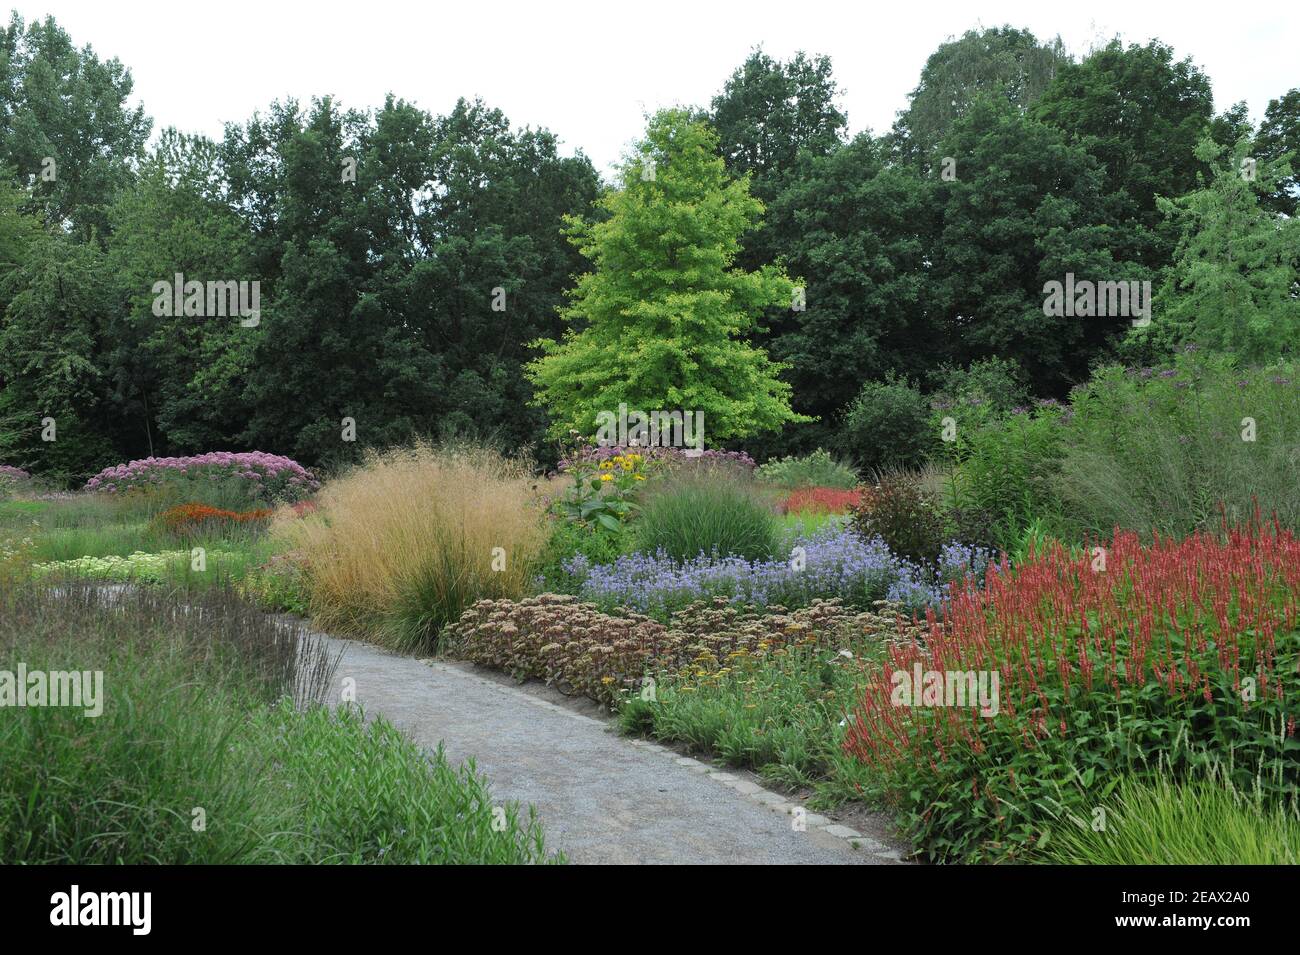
[527,109,807,443]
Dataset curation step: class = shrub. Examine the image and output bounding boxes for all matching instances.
[565,525,993,619]
[849,471,947,564]
[836,374,933,473]
[276,442,548,652]
[928,357,1029,423]
[843,516,1300,862]
[442,594,891,707]
[1041,773,1300,865]
[633,474,777,563]
[535,517,627,593]
[942,405,1066,549]
[757,449,858,489]
[85,451,319,504]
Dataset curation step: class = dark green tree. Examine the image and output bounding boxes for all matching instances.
[0,13,151,241]
[1032,39,1215,271]
[891,27,1068,167]
[1253,89,1300,217]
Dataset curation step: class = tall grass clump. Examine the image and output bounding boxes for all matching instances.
[633,473,777,563]
[278,441,548,652]
[0,582,558,864]
[1056,354,1300,538]
[1043,771,1300,865]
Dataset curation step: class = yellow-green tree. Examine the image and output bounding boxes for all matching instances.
[527,109,807,443]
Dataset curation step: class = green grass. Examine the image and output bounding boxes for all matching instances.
[1,492,281,593]
[0,582,559,864]
[1041,773,1300,865]
[633,474,778,562]
[618,636,886,795]
[776,511,845,543]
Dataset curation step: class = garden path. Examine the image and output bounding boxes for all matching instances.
[313,631,908,865]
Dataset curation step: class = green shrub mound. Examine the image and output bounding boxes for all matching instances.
[634,475,777,563]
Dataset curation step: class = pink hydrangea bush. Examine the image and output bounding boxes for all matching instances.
[84,452,319,503]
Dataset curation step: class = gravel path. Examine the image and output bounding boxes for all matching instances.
[315,633,907,865]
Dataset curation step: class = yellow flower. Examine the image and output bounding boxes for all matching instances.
[600,461,613,470]
[600,473,613,482]
[634,475,646,481]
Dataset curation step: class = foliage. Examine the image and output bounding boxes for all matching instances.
[85,451,318,503]
[565,524,992,620]
[0,12,151,240]
[843,518,1300,862]
[526,109,807,442]
[757,137,935,452]
[619,612,911,788]
[1041,773,1300,865]
[443,593,890,707]
[1055,355,1300,538]
[929,98,1146,394]
[0,583,555,864]
[756,448,857,489]
[836,374,933,473]
[553,446,647,533]
[633,473,778,563]
[1253,88,1300,217]
[942,405,1067,549]
[534,516,628,594]
[275,442,548,652]
[1032,38,1216,271]
[891,26,1068,164]
[849,471,947,564]
[1134,137,1300,362]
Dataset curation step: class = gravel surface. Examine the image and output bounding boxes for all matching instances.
[316,632,907,865]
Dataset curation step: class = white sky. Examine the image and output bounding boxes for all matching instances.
[15,0,1299,177]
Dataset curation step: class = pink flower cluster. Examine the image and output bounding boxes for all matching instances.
[84,451,319,501]
[0,464,31,482]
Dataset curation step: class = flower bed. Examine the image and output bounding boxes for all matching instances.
[442,593,899,706]
[781,486,865,514]
[85,452,319,502]
[32,550,240,583]
[157,503,274,537]
[0,465,31,483]
[563,525,995,619]
[843,515,1300,861]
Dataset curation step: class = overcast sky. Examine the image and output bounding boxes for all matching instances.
[15,1,1299,176]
